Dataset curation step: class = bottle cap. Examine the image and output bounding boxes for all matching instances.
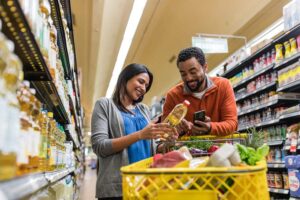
[48,112,53,118]
[183,100,190,106]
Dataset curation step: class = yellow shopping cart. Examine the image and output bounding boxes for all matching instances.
[121,157,269,200]
[122,133,269,200]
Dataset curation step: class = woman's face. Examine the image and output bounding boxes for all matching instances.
[126,73,150,102]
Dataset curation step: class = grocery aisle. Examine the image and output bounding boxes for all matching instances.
[79,165,97,200]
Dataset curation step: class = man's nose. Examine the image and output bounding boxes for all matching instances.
[185,74,193,81]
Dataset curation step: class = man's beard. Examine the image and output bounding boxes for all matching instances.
[186,79,202,92]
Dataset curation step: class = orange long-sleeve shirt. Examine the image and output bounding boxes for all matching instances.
[162,76,238,136]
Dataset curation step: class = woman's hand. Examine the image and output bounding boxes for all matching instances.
[138,123,173,140]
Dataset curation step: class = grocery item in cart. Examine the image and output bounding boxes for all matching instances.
[208,143,241,167]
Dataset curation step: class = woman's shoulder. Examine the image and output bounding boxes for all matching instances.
[94,98,115,109]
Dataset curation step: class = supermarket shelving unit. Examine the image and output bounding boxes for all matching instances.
[0,0,84,199]
[221,23,300,198]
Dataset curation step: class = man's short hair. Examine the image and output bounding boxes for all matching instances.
[176,47,206,66]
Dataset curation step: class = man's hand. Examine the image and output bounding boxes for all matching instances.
[191,116,211,135]
[176,119,193,136]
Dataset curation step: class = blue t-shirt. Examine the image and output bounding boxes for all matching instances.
[121,107,150,164]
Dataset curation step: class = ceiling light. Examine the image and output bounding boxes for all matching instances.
[105,0,147,98]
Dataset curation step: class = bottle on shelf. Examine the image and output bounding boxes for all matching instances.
[28,89,41,172]
[47,112,57,171]
[38,109,49,172]
[0,33,23,180]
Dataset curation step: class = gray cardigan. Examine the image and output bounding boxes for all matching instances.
[91,98,151,198]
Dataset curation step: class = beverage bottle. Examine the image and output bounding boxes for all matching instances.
[163,100,190,126]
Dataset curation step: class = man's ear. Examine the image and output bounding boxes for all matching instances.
[203,63,208,73]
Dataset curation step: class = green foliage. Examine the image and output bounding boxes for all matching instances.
[246,127,265,149]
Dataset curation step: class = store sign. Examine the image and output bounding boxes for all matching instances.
[192,36,228,54]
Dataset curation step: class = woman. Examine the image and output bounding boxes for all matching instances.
[91,63,174,199]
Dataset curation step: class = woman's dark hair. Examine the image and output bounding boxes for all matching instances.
[112,63,153,112]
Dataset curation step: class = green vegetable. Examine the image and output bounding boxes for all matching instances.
[235,143,269,166]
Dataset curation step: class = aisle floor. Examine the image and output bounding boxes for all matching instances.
[79,166,97,200]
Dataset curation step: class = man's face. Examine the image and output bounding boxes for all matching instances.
[177,57,207,92]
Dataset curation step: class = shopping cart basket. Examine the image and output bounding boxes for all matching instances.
[121,157,269,200]
[121,133,269,200]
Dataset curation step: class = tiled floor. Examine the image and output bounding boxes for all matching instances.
[79,166,97,200]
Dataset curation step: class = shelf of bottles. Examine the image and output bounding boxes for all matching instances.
[221,22,300,198]
[0,167,76,199]
[0,0,52,81]
[0,0,83,199]
[49,0,74,80]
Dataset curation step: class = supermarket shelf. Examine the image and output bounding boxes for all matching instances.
[273,23,300,45]
[61,0,78,74]
[65,128,80,149]
[280,111,300,120]
[0,0,52,81]
[274,51,300,71]
[238,99,278,116]
[45,167,75,183]
[235,81,277,102]
[0,173,48,200]
[233,63,275,90]
[238,98,300,116]
[267,140,284,146]
[267,162,285,168]
[221,25,300,78]
[49,0,72,79]
[31,81,70,124]
[68,94,79,128]
[238,118,280,132]
[277,80,300,92]
[268,188,289,195]
[221,42,273,79]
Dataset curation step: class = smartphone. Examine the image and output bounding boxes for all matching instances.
[193,110,205,126]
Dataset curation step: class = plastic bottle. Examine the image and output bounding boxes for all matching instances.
[163,100,190,127]
[38,110,48,172]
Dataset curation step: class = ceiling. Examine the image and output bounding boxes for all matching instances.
[71,0,290,130]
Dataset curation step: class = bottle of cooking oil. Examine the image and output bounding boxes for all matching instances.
[161,100,190,139]
[0,36,23,179]
[28,89,41,172]
[47,112,57,171]
[163,100,190,126]
[17,81,31,176]
[38,110,48,172]
[0,31,11,181]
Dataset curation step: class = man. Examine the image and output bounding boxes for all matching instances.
[162,47,238,136]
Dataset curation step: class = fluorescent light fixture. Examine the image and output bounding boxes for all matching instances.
[105,0,147,98]
[192,36,229,54]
